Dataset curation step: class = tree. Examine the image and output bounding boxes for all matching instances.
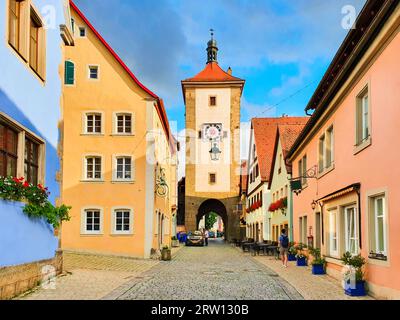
[205,212,218,230]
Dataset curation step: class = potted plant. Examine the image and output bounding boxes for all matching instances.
[309,247,326,275]
[171,236,179,248]
[161,245,172,261]
[288,245,297,261]
[295,243,307,266]
[341,252,367,296]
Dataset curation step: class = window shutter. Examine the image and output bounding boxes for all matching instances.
[131,112,136,135]
[65,61,75,85]
[18,1,29,61]
[37,27,46,80]
[131,157,136,181]
[198,131,202,139]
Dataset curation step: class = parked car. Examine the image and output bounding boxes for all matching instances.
[186,231,204,247]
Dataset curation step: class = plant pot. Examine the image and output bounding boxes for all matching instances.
[344,280,366,297]
[161,249,171,261]
[171,240,179,248]
[296,257,307,266]
[312,264,325,275]
[288,254,296,261]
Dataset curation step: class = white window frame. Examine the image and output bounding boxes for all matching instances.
[112,154,135,182]
[111,207,133,235]
[83,111,104,135]
[344,205,359,255]
[374,196,387,256]
[113,112,135,135]
[329,209,339,257]
[81,207,103,235]
[318,125,335,176]
[83,155,103,181]
[354,84,372,154]
[88,65,100,80]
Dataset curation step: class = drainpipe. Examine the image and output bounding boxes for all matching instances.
[289,175,294,242]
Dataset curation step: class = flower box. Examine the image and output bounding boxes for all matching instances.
[296,257,307,266]
[312,264,325,275]
[288,254,296,261]
[344,280,366,297]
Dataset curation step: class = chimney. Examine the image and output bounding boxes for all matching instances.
[227,67,232,75]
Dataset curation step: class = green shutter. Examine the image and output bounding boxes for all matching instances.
[65,61,75,85]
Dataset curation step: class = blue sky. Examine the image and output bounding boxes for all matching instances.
[74,0,366,169]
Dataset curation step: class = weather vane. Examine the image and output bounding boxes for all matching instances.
[210,28,214,39]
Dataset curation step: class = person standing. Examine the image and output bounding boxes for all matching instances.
[204,229,209,246]
[279,229,289,268]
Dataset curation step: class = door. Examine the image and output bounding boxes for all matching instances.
[315,212,321,249]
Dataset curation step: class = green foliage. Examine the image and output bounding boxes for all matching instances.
[309,247,326,266]
[288,245,297,255]
[341,252,366,281]
[205,212,218,230]
[171,236,178,241]
[162,245,170,250]
[0,176,71,229]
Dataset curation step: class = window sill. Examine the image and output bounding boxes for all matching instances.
[81,133,104,136]
[111,180,135,184]
[110,233,134,237]
[111,133,135,137]
[80,233,103,236]
[354,137,372,155]
[317,164,335,179]
[325,256,343,265]
[80,179,105,183]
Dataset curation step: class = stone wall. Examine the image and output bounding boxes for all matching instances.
[0,251,62,300]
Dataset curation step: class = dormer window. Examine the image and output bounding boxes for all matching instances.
[79,27,86,37]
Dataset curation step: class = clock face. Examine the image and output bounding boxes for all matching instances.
[204,124,222,140]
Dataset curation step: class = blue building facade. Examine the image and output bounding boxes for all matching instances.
[0,0,70,267]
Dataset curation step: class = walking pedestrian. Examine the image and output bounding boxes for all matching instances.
[279,229,289,268]
[204,229,209,246]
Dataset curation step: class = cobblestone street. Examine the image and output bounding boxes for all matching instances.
[105,239,302,300]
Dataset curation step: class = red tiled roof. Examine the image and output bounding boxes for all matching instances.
[183,62,244,82]
[252,117,309,182]
[69,1,177,153]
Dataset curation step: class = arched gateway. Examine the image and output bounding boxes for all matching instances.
[181,33,245,241]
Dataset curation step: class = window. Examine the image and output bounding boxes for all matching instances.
[344,206,359,255]
[29,13,39,72]
[8,0,21,51]
[319,126,334,173]
[116,114,132,134]
[79,27,86,37]
[85,113,102,134]
[115,157,132,181]
[209,96,217,107]
[369,195,387,257]
[329,210,338,257]
[279,153,282,173]
[356,87,370,146]
[85,156,102,180]
[71,18,75,34]
[24,137,39,185]
[113,209,132,234]
[84,209,101,234]
[209,173,216,184]
[88,65,99,79]
[64,61,75,85]
[298,155,307,186]
[0,122,18,177]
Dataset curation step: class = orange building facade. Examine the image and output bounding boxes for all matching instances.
[60,1,178,259]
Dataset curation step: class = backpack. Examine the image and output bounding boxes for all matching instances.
[281,235,289,248]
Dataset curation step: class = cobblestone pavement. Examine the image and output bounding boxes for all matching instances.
[253,255,374,300]
[105,239,303,300]
[18,252,159,300]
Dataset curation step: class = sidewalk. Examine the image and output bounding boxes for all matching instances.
[251,254,373,300]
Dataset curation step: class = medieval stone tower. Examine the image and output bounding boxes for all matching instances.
[181,33,245,240]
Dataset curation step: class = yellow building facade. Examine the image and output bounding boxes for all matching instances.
[59,1,177,259]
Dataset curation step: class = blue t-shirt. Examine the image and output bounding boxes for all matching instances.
[279,234,289,248]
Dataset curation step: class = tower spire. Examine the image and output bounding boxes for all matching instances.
[207,29,218,64]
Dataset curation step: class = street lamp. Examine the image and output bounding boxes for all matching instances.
[209,142,221,161]
[311,200,317,211]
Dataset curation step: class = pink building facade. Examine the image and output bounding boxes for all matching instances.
[288,1,400,299]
